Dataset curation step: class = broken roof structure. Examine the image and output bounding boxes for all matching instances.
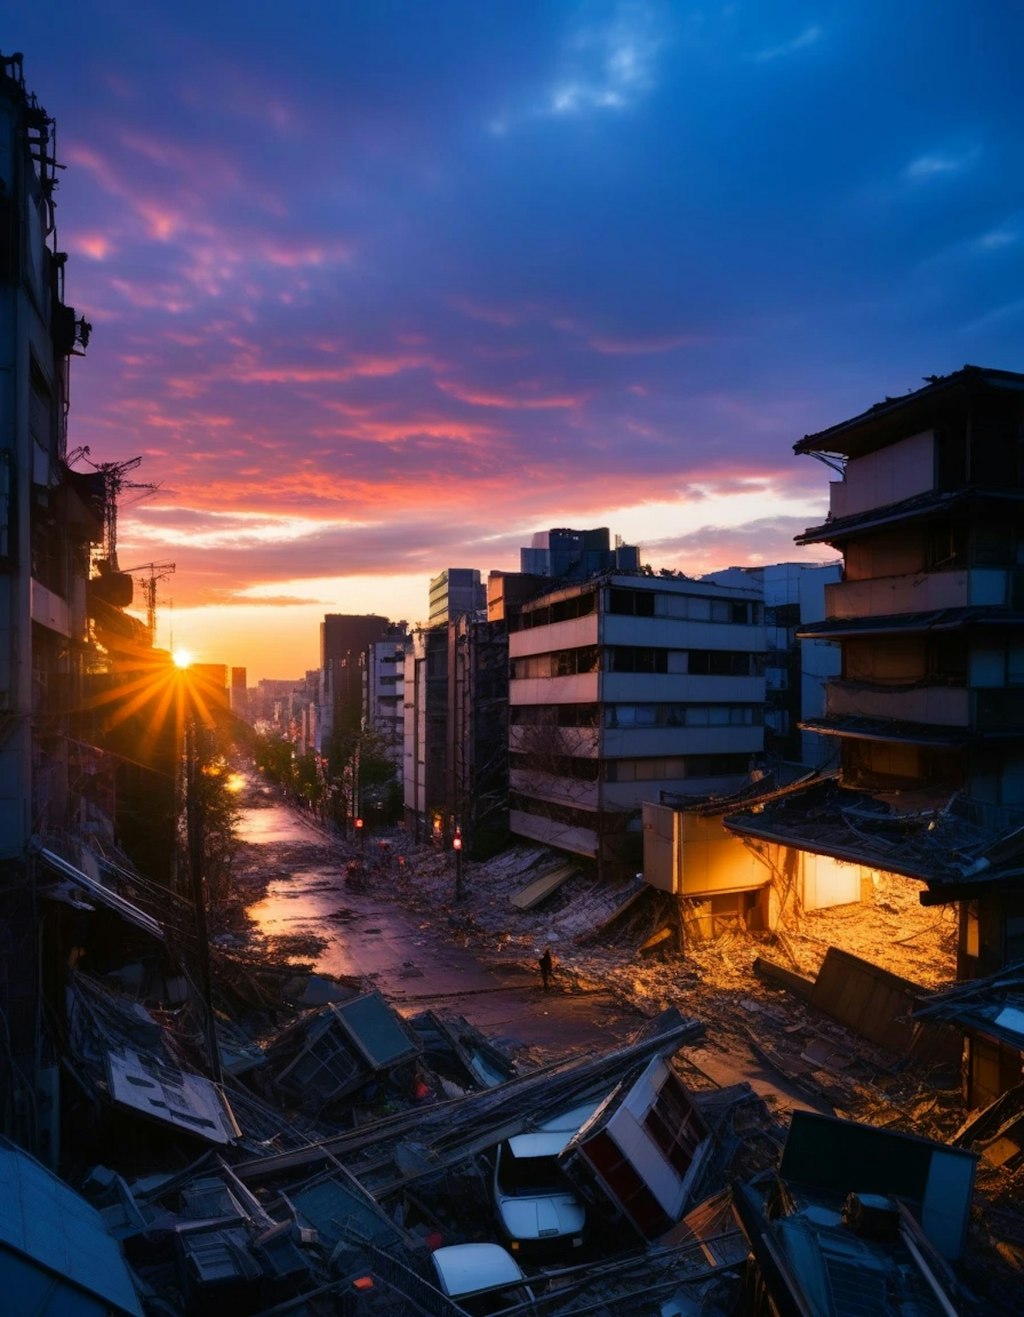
[732,1109,975,1314]
[913,960,1024,1055]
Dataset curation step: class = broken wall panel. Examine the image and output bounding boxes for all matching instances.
[810,946,959,1062]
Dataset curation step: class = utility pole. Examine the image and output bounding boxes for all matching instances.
[453,824,465,901]
[186,720,223,1085]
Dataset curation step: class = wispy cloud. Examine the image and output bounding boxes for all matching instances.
[747,25,822,64]
[977,226,1018,251]
[905,147,980,180]
[551,6,664,114]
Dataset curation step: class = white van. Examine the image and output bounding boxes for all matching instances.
[492,1099,600,1255]
[430,1243,535,1315]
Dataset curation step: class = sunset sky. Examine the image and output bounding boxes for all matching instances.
[11,3,1024,680]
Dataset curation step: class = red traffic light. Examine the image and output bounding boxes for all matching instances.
[355,817,363,829]
[452,828,463,851]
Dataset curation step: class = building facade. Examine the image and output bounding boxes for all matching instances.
[428,568,484,626]
[702,562,842,768]
[508,573,767,874]
[520,526,640,580]
[363,628,407,769]
[728,366,1024,977]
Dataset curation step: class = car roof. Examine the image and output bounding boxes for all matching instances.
[431,1243,526,1297]
[507,1129,573,1159]
[506,1099,603,1158]
[538,1100,602,1133]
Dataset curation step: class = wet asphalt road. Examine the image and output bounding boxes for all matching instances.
[243,798,646,1059]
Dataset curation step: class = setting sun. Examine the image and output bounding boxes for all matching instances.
[172,648,193,669]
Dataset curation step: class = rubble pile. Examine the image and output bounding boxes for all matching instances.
[47,785,1015,1313]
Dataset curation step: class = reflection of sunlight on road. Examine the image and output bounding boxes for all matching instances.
[241,803,358,977]
[239,804,321,844]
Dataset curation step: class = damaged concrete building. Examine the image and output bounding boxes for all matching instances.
[722,366,1024,978]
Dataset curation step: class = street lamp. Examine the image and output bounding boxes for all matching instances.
[453,825,464,902]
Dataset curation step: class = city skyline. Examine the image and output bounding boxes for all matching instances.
[9,3,1024,679]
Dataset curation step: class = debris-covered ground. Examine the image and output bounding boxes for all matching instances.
[218,786,1023,1312]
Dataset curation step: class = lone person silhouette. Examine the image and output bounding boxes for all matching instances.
[538,947,554,991]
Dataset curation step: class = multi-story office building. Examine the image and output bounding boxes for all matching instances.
[364,628,407,769]
[403,624,449,839]
[428,568,484,626]
[317,613,392,753]
[508,573,767,874]
[520,526,640,580]
[728,365,1024,979]
[229,666,248,720]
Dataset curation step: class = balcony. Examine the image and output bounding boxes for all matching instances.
[825,679,969,727]
[824,568,1014,621]
[509,613,599,658]
[509,809,598,858]
[509,769,599,810]
[509,725,599,757]
[510,673,599,705]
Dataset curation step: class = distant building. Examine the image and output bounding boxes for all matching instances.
[428,568,485,626]
[520,526,640,580]
[189,663,230,717]
[321,613,393,667]
[701,562,841,768]
[363,627,408,769]
[229,666,248,719]
[402,615,507,854]
[317,613,392,754]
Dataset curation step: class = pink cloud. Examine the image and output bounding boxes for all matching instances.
[261,240,354,267]
[435,379,581,409]
[449,295,523,327]
[239,352,442,385]
[589,332,700,354]
[72,233,113,260]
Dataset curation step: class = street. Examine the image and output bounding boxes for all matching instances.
[240,793,647,1060]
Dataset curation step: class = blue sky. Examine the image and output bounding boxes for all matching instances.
[8,2,1024,675]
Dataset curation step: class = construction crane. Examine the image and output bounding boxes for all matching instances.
[121,561,176,646]
[79,454,159,571]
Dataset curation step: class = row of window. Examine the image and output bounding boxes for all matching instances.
[511,589,597,631]
[509,585,761,631]
[511,704,600,728]
[512,646,600,679]
[510,701,762,729]
[606,704,762,728]
[607,587,759,625]
[511,646,763,680]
